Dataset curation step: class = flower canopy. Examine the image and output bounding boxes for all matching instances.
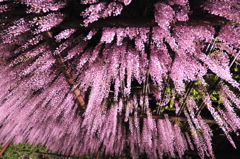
[0,0,240,158]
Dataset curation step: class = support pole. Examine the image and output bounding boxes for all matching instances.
[42,31,86,110]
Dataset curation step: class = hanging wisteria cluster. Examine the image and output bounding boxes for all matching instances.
[0,0,240,159]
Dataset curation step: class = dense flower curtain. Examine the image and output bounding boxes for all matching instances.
[0,0,239,158]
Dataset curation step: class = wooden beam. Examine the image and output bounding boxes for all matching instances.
[127,114,217,124]
[59,15,240,29]
[42,31,86,110]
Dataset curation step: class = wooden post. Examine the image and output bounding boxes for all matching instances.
[42,31,86,110]
[95,149,101,159]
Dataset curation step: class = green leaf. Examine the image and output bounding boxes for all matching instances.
[234,75,240,79]
[30,153,39,159]
[210,95,217,101]
[176,121,182,126]
[169,99,174,108]
[192,89,197,96]
[216,38,220,42]
[194,81,201,85]
[166,87,171,94]
[218,96,222,105]
[212,91,218,95]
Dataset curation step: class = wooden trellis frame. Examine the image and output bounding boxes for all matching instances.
[59,15,240,29]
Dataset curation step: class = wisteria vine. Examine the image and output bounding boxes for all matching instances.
[0,0,239,159]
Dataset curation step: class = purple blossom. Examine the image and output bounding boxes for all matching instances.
[55,29,76,42]
[118,0,132,6]
[22,0,66,13]
[203,1,240,23]
[31,13,65,34]
[154,2,175,30]
[82,2,123,26]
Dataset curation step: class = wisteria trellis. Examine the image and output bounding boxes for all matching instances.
[0,0,240,159]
